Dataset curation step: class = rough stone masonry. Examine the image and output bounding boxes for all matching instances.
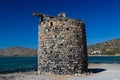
[33,12,88,75]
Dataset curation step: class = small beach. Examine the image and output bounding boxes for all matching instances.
[0,63,120,80]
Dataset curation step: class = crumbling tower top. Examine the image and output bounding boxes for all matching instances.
[57,12,66,17]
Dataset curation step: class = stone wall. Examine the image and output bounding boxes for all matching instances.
[37,13,88,75]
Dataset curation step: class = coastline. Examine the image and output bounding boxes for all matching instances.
[0,63,120,80]
[88,55,120,56]
[0,55,120,57]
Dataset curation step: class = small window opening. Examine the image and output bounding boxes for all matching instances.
[43,22,45,24]
[76,35,79,38]
[66,28,69,31]
[50,51,52,53]
[55,35,57,38]
[50,22,53,26]
[60,43,63,46]
[70,49,73,51]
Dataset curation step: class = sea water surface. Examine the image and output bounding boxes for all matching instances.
[0,56,120,73]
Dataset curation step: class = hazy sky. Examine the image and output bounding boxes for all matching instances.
[0,0,120,49]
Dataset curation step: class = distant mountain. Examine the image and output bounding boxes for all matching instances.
[88,38,120,55]
[0,47,37,57]
[1,38,120,57]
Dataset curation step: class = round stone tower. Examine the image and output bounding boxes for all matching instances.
[33,12,88,74]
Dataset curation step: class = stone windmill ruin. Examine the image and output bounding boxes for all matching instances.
[33,12,88,75]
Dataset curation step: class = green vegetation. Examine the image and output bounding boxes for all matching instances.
[88,38,120,56]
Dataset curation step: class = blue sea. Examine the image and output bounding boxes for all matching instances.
[0,56,120,73]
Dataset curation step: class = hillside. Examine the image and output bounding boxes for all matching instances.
[88,38,120,55]
[0,47,37,57]
[0,38,120,57]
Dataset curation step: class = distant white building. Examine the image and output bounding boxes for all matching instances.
[91,51,101,54]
